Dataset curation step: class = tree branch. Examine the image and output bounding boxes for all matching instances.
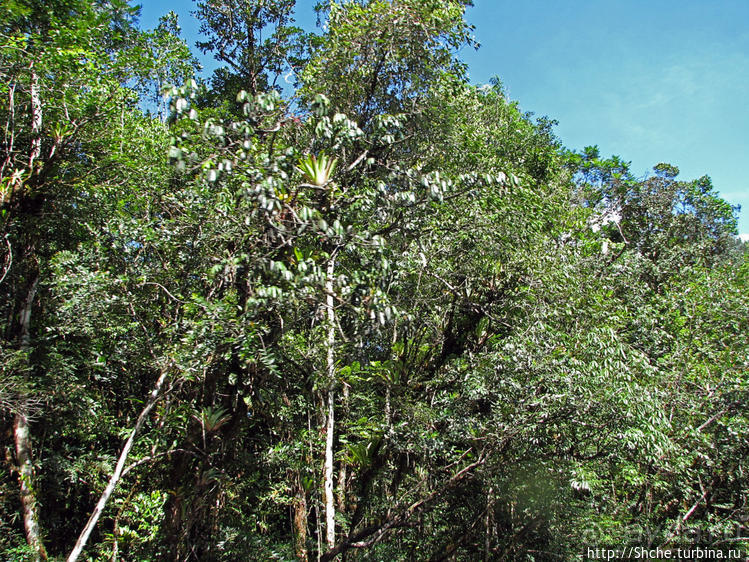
[67,364,171,562]
[121,448,196,478]
[320,453,486,561]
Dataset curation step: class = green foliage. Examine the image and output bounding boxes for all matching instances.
[1,1,746,560]
[301,0,476,121]
[194,0,305,104]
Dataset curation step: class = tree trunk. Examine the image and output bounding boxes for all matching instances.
[385,323,397,434]
[10,61,47,561]
[323,254,337,550]
[484,487,494,561]
[14,410,47,561]
[67,368,169,562]
[13,274,47,561]
[336,383,349,515]
[292,470,309,561]
[28,62,42,175]
[288,404,309,561]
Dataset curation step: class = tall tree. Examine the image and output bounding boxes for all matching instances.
[0,1,193,557]
[194,0,305,102]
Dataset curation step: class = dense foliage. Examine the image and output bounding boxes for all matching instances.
[1,1,746,560]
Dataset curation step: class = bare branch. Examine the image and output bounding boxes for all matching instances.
[345,150,369,173]
[122,449,196,478]
[139,281,191,305]
[67,364,172,562]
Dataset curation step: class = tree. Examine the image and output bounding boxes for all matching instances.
[194,0,305,103]
[565,149,740,283]
[0,1,193,558]
[302,0,475,125]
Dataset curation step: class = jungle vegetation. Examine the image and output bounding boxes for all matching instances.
[1,1,746,560]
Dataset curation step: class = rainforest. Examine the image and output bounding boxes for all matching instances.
[1,1,747,560]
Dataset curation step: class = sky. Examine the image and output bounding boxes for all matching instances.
[138,1,749,235]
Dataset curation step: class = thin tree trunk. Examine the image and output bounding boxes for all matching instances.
[309,409,322,561]
[289,405,309,561]
[28,62,42,175]
[324,378,336,549]
[385,323,397,434]
[14,410,47,561]
[336,383,349,515]
[384,385,391,429]
[14,274,47,561]
[315,496,322,562]
[292,469,309,561]
[484,487,493,561]
[1,82,17,188]
[11,61,46,560]
[324,254,337,550]
[67,368,169,562]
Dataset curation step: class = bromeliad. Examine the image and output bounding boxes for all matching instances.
[296,152,338,187]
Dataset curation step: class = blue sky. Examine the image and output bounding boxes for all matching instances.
[139,1,749,235]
